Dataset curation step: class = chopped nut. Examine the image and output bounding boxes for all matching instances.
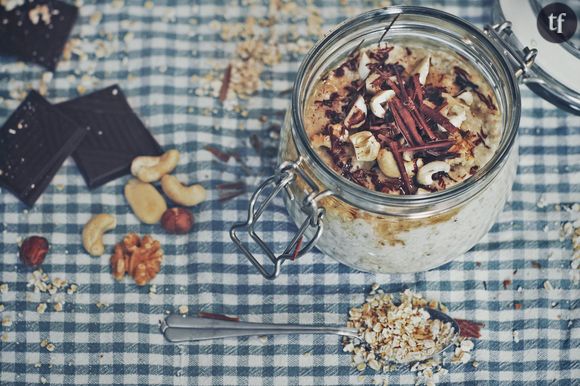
[110,234,163,286]
[349,131,380,161]
[95,301,108,309]
[36,303,47,314]
[344,95,367,129]
[67,284,78,295]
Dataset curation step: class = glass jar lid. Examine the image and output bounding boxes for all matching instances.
[492,0,580,113]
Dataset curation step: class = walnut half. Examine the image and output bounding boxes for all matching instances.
[110,233,163,286]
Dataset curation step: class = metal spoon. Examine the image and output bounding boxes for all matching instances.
[160,308,460,364]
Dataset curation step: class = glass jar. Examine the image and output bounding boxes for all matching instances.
[231,6,537,279]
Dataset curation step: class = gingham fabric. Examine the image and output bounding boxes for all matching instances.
[1,0,579,385]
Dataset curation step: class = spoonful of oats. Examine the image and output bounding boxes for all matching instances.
[161,285,459,366]
[342,286,459,369]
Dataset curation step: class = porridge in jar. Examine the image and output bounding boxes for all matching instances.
[305,42,501,195]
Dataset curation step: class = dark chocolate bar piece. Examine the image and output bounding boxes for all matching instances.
[0,91,86,206]
[56,85,163,189]
[0,0,78,70]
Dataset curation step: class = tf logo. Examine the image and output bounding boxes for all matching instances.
[537,2,577,43]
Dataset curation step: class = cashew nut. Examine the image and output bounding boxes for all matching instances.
[365,72,382,94]
[82,214,117,256]
[370,90,395,118]
[161,175,207,207]
[457,91,473,106]
[124,179,167,224]
[344,95,367,129]
[377,148,417,178]
[329,123,349,141]
[377,148,399,177]
[310,134,331,149]
[358,51,371,80]
[446,105,467,128]
[349,131,380,162]
[131,149,180,183]
[416,161,450,186]
[413,56,430,85]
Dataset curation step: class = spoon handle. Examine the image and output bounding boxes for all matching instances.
[161,315,359,343]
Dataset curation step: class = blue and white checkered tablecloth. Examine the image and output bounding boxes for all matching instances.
[0,0,579,385]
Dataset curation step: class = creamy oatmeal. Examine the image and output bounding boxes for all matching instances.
[305,42,501,195]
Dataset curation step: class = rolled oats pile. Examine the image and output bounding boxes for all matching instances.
[343,286,456,373]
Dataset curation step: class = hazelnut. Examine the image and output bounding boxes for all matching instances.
[19,236,49,267]
[161,208,194,234]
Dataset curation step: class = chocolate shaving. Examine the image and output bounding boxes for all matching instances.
[218,189,246,203]
[249,134,262,154]
[473,90,497,110]
[412,75,423,104]
[325,110,342,124]
[402,140,454,153]
[456,319,484,339]
[217,181,246,191]
[424,86,446,106]
[388,100,414,145]
[369,169,403,193]
[219,64,232,102]
[420,103,458,133]
[204,145,231,162]
[386,140,413,194]
[453,66,496,110]
[391,98,423,145]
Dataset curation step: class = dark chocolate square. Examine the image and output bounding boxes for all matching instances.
[0,90,86,206]
[56,85,163,189]
[0,0,78,70]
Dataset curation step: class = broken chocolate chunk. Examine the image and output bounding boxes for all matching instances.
[56,85,162,189]
[0,0,79,70]
[0,90,86,206]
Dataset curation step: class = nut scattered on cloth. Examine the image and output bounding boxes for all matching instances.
[82,214,117,256]
[124,179,167,224]
[110,233,163,286]
[19,236,49,267]
[161,207,194,234]
[131,149,180,183]
[160,175,207,207]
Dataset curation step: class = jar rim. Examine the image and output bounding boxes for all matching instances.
[290,6,521,212]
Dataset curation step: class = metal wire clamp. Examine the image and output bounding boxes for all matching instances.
[230,160,332,280]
